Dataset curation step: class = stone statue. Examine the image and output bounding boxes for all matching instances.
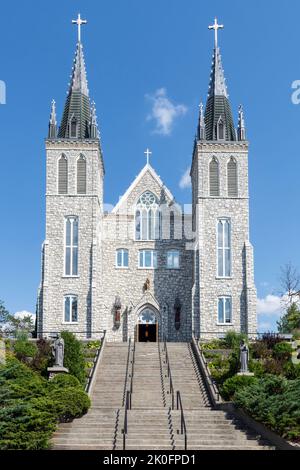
[52,335,65,367]
[239,340,249,373]
[144,278,151,292]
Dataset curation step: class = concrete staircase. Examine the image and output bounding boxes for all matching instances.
[117,343,174,450]
[51,342,129,450]
[167,343,273,450]
[52,341,274,450]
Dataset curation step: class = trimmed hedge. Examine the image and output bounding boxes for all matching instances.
[221,375,257,401]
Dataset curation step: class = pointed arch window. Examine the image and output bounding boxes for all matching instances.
[77,154,87,194]
[217,117,225,141]
[227,158,238,197]
[70,116,78,138]
[217,219,231,277]
[135,191,160,240]
[64,217,79,276]
[209,158,220,197]
[58,155,68,194]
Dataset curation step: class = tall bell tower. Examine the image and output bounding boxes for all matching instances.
[37,15,104,338]
[191,19,257,339]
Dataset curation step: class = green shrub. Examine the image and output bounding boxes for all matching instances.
[49,373,81,389]
[203,351,222,360]
[13,337,38,362]
[0,400,56,450]
[85,340,101,350]
[292,330,300,340]
[60,331,86,385]
[283,362,300,380]
[221,374,257,400]
[273,342,293,360]
[234,375,300,440]
[0,356,90,449]
[200,339,227,350]
[32,338,52,375]
[48,387,91,422]
[224,331,247,349]
[248,359,265,377]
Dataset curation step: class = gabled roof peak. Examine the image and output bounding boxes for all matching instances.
[112,163,174,214]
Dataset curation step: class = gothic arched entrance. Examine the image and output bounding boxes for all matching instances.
[136,307,158,342]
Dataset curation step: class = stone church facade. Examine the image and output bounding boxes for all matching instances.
[37,20,257,342]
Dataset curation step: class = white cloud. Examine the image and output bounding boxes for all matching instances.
[146,88,187,135]
[15,310,36,322]
[179,167,191,189]
[257,295,282,317]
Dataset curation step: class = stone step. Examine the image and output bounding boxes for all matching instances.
[52,444,115,450]
[52,438,115,445]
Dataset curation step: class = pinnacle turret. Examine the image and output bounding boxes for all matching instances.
[48,99,57,138]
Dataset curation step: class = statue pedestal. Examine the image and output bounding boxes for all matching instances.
[237,371,255,377]
[47,366,69,380]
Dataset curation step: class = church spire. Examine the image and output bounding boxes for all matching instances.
[57,14,99,140]
[48,99,57,138]
[204,18,236,142]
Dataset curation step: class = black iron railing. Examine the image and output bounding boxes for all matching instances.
[176,391,187,450]
[122,390,131,450]
[122,337,132,406]
[163,336,174,410]
[129,340,136,397]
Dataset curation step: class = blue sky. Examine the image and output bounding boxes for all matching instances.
[0,0,299,331]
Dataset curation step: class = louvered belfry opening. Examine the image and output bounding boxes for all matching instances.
[209,158,220,196]
[77,154,87,194]
[58,155,68,194]
[227,158,238,197]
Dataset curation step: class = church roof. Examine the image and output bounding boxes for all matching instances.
[112,163,174,214]
[200,20,236,142]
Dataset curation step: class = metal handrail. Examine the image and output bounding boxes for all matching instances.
[176,391,187,450]
[122,390,131,450]
[129,340,136,397]
[122,337,131,406]
[163,335,174,410]
[85,330,106,394]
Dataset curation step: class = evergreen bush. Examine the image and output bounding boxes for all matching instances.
[60,331,86,385]
[0,356,90,449]
[234,375,300,440]
[221,374,257,400]
[273,342,293,361]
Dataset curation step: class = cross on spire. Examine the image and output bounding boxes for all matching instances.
[72,13,87,43]
[208,17,224,48]
[144,148,152,165]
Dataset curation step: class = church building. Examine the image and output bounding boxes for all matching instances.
[37,16,257,342]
